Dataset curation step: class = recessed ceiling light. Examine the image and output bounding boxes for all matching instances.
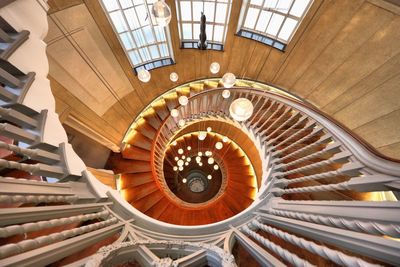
[222,89,231,99]
[171,109,179,117]
[170,72,179,82]
[215,142,223,150]
[222,73,236,88]
[198,131,207,140]
[229,98,254,122]
[152,0,172,27]
[178,95,188,105]
[210,62,220,74]
[138,69,151,83]
[178,119,185,127]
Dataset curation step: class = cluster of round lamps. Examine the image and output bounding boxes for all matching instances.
[172,146,220,173]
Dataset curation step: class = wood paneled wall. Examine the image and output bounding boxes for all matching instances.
[47,0,400,159]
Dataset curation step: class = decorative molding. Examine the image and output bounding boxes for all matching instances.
[85,240,237,267]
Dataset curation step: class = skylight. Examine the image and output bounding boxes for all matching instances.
[237,0,313,50]
[101,0,174,72]
[175,0,232,51]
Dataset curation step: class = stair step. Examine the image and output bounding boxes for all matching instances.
[124,182,159,202]
[122,144,151,161]
[120,172,153,188]
[124,130,152,151]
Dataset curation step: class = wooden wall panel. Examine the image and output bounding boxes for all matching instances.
[46,0,400,159]
[292,2,394,97]
[333,74,400,129]
[353,109,400,152]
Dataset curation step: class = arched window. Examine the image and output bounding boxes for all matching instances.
[237,0,313,51]
[101,0,175,73]
[175,0,232,51]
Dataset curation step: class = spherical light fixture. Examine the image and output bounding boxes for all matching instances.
[222,136,228,143]
[179,166,183,171]
[229,98,254,122]
[178,95,188,106]
[222,89,231,99]
[208,157,215,164]
[181,155,186,159]
[199,162,203,166]
[178,119,185,127]
[207,175,212,180]
[171,109,179,117]
[173,166,178,171]
[182,178,187,183]
[138,69,151,83]
[185,162,189,166]
[170,72,178,82]
[187,157,191,162]
[197,152,203,156]
[178,148,184,154]
[210,62,220,74]
[221,73,236,88]
[196,156,201,162]
[187,146,191,151]
[205,151,212,157]
[177,159,184,166]
[198,131,207,141]
[214,164,219,170]
[171,141,177,146]
[215,142,223,150]
[206,127,212,132]
[151,0,172,27]
[174,156,179,161]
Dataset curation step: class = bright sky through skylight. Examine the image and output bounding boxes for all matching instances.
[101,0,173,68]
[240,0,312,44]
[176,0,232,45]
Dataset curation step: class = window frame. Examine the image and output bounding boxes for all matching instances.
[175,0,233,51]
[100,0,175,72]
[237,0,313,51]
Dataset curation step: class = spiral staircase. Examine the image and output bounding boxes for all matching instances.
[0,1,400,267]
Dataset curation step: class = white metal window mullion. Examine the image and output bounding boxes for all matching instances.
[144,2,164,59]
[164,25,174,61]
[274,0,296,43]
[115,0,144,65]
[260,0,279,39]
[177,0,186,44]
[191,0,195,41]
[220,0,231,44]
[240,0,252,31]
[251,1,264,34]
[132,3,154,63]
[134,5,150,63]
[285,0,313,43]
[209,0,216,42]
[256,4,300,20]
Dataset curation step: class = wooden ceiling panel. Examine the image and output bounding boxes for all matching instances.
[45,0,400,159]
[46,4,134,116]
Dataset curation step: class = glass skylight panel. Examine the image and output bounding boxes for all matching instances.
[176,0,232,50]
[101,0,174,71]
[238,0,313,50]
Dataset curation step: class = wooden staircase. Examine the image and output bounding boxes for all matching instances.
[110,78,391,226]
